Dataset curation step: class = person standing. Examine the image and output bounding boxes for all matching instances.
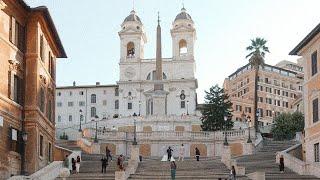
[167,146,173,161]
[279,155,285,173]
[178,144,185,161]
[195,147,200,161]
[117,154,125,171]
[76,156,81,174]
[101,156,108,173]
[71,158,76,174]
[170,160,177,180]
[230,165,236,180]
[106,146,112,161]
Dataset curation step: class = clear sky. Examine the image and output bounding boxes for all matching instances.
[26,0,320,102]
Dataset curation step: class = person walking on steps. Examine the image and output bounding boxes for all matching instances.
[117,154,125,171]
[195,147,200,161]
[167,146,173,161]
[101,156,108,173]
[279,155,285,173]
[71,158,76,174]
[76,155,81,174]
[170,159,177,180]
[229,165,236,180]
[106,146,112,161]
[178,144,185,161]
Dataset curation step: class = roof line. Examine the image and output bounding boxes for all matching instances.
[289,22,320,55]
[57,84,118,89]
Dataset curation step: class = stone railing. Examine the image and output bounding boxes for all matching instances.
[89,129,251,142]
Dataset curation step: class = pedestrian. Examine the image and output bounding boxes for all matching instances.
[167,146,173,161]
[117,154,125,171]
[71,158,76,174]
[76,155,81,174]
[63,154,69,168]
[195,147,200,161]
[229,165,236,180]
[178,144,185,161]
[170,159,177,180]
[279,155,284,173]
[101,156,108,173]
[106,146,112,161]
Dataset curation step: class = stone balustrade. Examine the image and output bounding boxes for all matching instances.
[86,128,252,142]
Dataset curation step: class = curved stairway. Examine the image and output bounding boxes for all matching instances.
[235,139,320,180]
[128,157,249,180]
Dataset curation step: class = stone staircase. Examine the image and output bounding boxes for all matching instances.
[235,139,320,180]
[57,153,119,180]
[129,157,250,180]
[56,140,81,151]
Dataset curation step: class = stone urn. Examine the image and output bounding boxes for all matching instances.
[59,168,70,180]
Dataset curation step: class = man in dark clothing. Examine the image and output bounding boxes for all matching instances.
[195,147,200,161]
[101,156,108,173]
[167,147,173,161]
[106,146,112,161]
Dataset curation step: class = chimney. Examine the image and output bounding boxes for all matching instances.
[73,81,76,86]
[96,82,100,86]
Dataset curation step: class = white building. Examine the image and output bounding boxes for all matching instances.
[55,8,199,129]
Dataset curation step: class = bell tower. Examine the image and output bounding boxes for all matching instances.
[171,7,196,60]
[119,10,147,62]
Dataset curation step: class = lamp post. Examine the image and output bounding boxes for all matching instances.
[133,113,137,145]
[94,115,99,143]
[223,115,229,146]
[247,116,252,143]
[256,111,260,132]
[186,100,189,115]
[272,110,275,124]
[21,131,27,175]
[138,101,141,116]
[79,109,83,132]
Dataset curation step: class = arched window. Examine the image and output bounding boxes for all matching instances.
[91,107,96,117]
[127,42,135,57]
[115,100,119,109]
[179,39,187,55]
[91,94,96,103]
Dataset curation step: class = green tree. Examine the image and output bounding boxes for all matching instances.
[246,37,270,131]
[200,85,233,131]
[271,111,304,140]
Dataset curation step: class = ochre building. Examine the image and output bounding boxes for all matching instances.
[224,60,303,128]
[0,0,66,177]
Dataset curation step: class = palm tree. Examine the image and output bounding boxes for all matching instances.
[246,37,270,133]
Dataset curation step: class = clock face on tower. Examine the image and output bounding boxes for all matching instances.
[125,67,136,78]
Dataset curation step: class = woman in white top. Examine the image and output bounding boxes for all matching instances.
[178,144,185,161]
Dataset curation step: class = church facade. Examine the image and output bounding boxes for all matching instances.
[56,8,199,127]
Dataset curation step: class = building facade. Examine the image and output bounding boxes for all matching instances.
[0,0,66,177]
[290,23,320,171]
[56,8,198,128]
[223,60,304,128]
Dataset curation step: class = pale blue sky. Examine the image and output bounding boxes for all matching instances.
[26,0,320,102]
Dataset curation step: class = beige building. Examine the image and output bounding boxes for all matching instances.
[224,60,303,128]
[0,0,66,178]
[290,22,320,171]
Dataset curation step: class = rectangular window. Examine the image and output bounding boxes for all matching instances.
[13,75,22,104]
[103,100,107,106]
[181,101,186,108]
[79,101,85,106]
[39,135,43,157]
[68,102,74,107]
[57,102,62,107]
[48,142,52,162]
[259,97,263,103]
[313,98,319,123]
[58,115,61,122]
[115,88,119,96]
[128,102,132,109]
[69,115,72,122]
[115,100,119,109]
[315,143,319,162]
[40,35,44,61]
[311,51,318,76]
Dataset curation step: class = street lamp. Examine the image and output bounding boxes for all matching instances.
[186,100,189,115]
[272,110,275,124]
[138,101,141,116]
[247,116,252,143]
[256,111,260,132]
[133,113,138,145]
[21,131,27,175]
[79,109,83,132]
[94,115,99,143]
[223,115,229,146]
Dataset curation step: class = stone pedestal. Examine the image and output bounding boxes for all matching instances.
[243,142,254,155]
[221,145,232,168]
[130,145,140,161]
[152,90,168,116]
[92,143,100,154]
